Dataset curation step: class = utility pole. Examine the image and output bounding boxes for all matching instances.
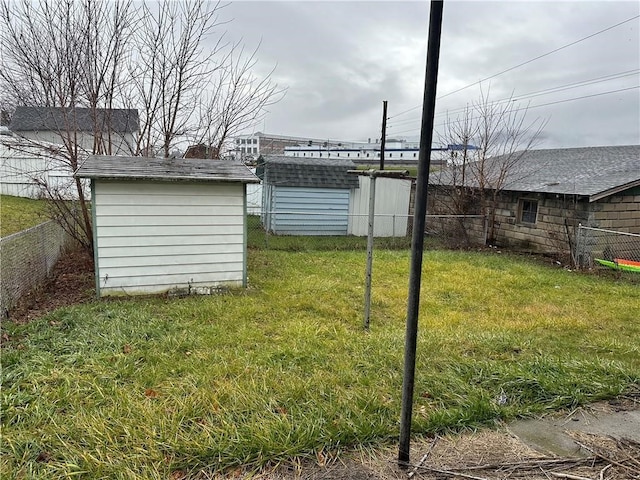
[398,0,444,467]
[380,100,388,170]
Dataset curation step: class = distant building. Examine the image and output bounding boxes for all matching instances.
[233,131,467,166]
[284,139,468,167]
[231,132,345,159]
[184,144,219,159]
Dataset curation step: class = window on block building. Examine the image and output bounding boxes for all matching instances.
[518,199,538,224]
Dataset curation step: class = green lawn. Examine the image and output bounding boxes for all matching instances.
[0,195,49,237]
[247,214,415,251]
[2,249,639,478]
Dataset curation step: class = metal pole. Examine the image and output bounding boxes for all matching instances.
[363,173,377,330]
[398,0,444,467]
[380,101,388,170]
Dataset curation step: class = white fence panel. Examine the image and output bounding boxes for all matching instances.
[0,136,84,199]
[348,176,412,237]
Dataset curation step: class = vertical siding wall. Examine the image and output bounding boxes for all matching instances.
[246,168,263,214]
[0,145,77,199]
[94,181,245,296]
[348,176,411,236]
[1,141,90,199]
[1,152,44,198]
[266,186,350,235]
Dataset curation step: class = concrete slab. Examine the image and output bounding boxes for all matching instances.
[507,401,640,457]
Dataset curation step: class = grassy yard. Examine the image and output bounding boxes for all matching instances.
[0,195,49,237]
[2,249,639,478]
[247,214,416,251]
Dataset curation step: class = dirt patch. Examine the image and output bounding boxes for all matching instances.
[198,397,640,479]
[209,426,639,479]
[7,247,95,324]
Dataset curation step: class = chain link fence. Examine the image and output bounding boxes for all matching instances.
[0,219,78,317]
[574,224,640,272]
[247,212,487,251]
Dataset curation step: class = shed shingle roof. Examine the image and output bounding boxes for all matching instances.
[75,155,259,183]
[9,107,139,133]
[263,156,359,189]
[431,145,640,201]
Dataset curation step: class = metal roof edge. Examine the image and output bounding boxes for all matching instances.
[589,179,640,202]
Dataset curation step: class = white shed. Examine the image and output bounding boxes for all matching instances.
[75,155,259,297]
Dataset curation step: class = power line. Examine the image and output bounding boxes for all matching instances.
[387,69,639,129]
[388,14,640,120]
[387,85,639,136]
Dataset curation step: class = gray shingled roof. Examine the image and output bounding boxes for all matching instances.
[263,156,359,189]
[9,106,139,133]
[75,155,259,183]
[430,145,640,202]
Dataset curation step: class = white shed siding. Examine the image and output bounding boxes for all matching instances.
[348,176,412,237]
[94,181,245,295]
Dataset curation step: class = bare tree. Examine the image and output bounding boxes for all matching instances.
[1,0,284,253]
[191,44,286,158]
[433,88,547,244]
[129,0,228,158]
[0,0,136,252]
[129,1,285,159]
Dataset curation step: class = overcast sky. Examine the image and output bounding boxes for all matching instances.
[219,0,639,149]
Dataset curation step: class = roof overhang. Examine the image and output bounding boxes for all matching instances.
[75,155,260,184]
[590,178,640,202]
[76,173,261,183]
